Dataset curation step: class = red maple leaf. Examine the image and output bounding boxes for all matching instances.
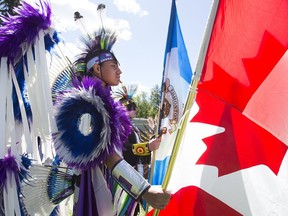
[192,91,287,176]
[192,32,288,176]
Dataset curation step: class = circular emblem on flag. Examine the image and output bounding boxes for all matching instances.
[161,78,179,134]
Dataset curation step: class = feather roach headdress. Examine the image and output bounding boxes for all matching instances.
[74,28,118,76]
[113,83,138,109]
[50,28,118,103]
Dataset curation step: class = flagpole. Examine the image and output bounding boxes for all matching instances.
[153,0,219,215]
[149,108,161,185]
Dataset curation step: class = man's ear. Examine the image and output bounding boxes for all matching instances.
[92,64,101,78]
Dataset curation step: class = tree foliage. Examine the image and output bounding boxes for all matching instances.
[134,84,161,119]
[149,84,161,117]
[134,91,149,118]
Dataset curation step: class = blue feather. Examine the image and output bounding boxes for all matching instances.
[19,154,32,182]
[56,97,103,157]
[51,66,74,103]
[44,31,61,52]
[47,168,75,205]
[12,56,32,123]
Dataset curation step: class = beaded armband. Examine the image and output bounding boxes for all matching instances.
[111,159,150,200]
[132,142,151,156]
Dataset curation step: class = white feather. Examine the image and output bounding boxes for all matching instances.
[4,170,21,216]
[0,57,8,158]
[21,164,56,216]
[11,66,33,154]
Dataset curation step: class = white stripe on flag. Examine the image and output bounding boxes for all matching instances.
[152,0,192,185]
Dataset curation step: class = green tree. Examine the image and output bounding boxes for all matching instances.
[148,84,161,118]
[134,91,150,118]
[133,84,161,119]
[0,0,21,25]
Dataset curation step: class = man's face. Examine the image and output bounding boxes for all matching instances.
[128,109,137,119]
[99,60,122,86]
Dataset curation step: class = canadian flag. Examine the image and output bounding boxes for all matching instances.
[149,0,288,215]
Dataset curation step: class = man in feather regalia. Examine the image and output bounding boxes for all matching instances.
[0,0,170,215]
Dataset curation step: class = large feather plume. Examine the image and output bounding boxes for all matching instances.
[53,76,131,170]
[80,29,117,56]
[0,0,52,62]
[20,164,74,215]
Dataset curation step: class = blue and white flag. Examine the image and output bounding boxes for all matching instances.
[151,0,193,185]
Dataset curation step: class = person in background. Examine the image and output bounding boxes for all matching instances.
[115,84,161,179]
[113,84,161,215]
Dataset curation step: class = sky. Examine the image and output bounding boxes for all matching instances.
[45,0,214,93]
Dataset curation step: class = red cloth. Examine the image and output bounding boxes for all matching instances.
[147,186,242,216]
[149,0,288,215]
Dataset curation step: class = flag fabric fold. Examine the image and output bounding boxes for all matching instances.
[150,0,288,215]
[151,0,192,186]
